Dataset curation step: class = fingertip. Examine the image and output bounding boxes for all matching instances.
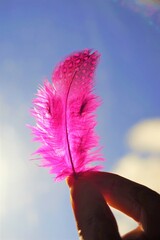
[66,173,77,188]
[66,175,72,188]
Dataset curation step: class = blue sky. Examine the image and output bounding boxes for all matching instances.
[1,0,160,239]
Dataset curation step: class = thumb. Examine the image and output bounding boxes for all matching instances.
[67,174,121,240]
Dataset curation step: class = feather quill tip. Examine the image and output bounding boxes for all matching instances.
[30,49,104,180]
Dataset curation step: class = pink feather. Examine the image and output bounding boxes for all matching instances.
[30,49,104,180]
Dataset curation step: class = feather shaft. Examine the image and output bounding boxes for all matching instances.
[65,71,77,176]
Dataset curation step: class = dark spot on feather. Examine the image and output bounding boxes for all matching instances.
[48,104,51,114]
[79,99,88,115]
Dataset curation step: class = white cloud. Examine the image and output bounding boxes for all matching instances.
[0,96,67,240]
[0,123,40,223]
[127,118,160,153]
[112,118,160,236]
[114,154,160,191]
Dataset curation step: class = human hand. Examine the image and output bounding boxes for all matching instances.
[67,171,160,240]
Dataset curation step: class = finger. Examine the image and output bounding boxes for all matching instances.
[84,171,160,239]
[67,175,121,240]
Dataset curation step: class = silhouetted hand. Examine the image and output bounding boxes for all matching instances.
[67,171,160,240]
